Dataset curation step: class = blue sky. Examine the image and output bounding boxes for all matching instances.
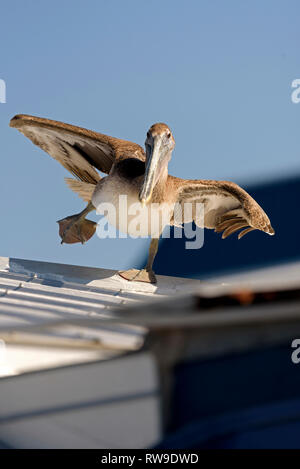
[1,0,300,270]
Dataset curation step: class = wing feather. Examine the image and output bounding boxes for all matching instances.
[10,114,145,183]
[214,217,244,232]
[238,227,256,239]
[64,178,96,202]
[222,222,248,239]
[172,178,274,239]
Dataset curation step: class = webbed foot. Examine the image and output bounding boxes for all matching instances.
[57,214,97,244]
[118,268,157,284]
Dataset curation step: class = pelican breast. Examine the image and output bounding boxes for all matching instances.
[92,174,174,238]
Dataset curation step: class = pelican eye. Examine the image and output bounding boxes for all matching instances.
[166,132,171,138]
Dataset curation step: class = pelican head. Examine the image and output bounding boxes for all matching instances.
[139,123,175,205]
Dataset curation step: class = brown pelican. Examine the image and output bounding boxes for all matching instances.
[10,115,275,283]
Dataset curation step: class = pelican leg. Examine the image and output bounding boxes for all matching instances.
[57,202,96,245]
[118,238,159,284]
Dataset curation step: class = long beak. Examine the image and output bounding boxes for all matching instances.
[139,136,163,205]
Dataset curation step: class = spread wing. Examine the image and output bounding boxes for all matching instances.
[10,114,145,184]
[172,178,274,239]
